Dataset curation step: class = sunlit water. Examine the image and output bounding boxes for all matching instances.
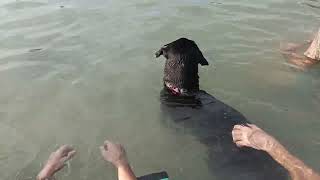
[0,0,319,179]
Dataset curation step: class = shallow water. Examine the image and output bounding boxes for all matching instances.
[0,0,319,179]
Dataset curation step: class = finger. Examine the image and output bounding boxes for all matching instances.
[249,124,262,132]
[232,129,243,140]
[103,140,113,149]
[242,123,252,128]
[104,140,120,150]
[60,150,75,161]
[56,163,67,172]
[231,131,242,138]
[231,129,242,137]
[60,156,69,164]
[232,134,243,142]
[235,141,247,148]
[56,145,68,153]
[58,145,73,152]
[232,128,242,133]
[116,143,123,148]
[104,140,112,145]
[233,125,243,130]
[237,124,251,132]
[247,124,257,129]
[57,145,74,155]
[100,146,106,154]
[66,150,76,160]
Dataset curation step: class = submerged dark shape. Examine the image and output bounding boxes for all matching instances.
[29,48,42,52]
[156,38,288,180]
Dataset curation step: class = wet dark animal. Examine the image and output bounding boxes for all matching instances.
[155,38,288,180]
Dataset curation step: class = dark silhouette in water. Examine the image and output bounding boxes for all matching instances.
[156,38,288,180]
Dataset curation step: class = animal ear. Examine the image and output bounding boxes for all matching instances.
[155,45,168,58]
[199,56,209,66]
[197,51,209,66]
[155,48,163,58]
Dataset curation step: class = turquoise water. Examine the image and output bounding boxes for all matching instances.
[0,0,319,179]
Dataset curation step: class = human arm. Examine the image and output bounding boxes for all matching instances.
[37,145,76,180]
[232,124,320,180]
[100,140,137,180]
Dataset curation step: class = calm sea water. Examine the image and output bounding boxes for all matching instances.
[0,0,319,179]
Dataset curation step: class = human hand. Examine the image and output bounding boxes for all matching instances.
[37,145,76,180]
[232,124,277,152]
[100,140,129,168]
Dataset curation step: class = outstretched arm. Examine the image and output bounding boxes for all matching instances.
[100,140,137,180]
[232,124,320,180]
[37,145,76,180]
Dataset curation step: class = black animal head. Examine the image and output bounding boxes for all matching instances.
[155,38,209,93]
